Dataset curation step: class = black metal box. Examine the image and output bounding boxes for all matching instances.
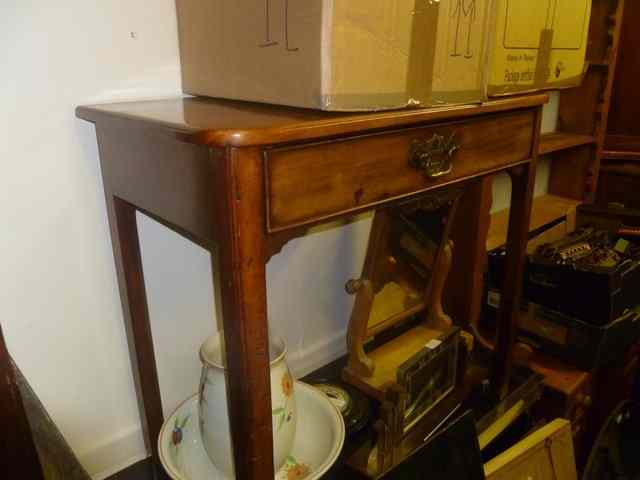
[488,247,640,327]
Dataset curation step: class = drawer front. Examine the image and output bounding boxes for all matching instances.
[265,111,535,232]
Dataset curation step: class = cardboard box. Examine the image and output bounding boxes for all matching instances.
[176,0,494,111]
[487,0,592,96]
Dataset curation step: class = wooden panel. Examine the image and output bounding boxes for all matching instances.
[539,132,595,155]
[266,111,535,231]
[484,419,577,480]
[607,0,640,141]
[549,146,594,199]
[96,121,217,248]
[76,94,548,147]
[342,325,443,401]
[487,194,581,251]
[597,163,640,209]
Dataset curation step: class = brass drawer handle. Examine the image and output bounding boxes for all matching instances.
[409,133,459,178]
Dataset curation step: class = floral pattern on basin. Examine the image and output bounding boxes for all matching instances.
[276,456,310,480]
[273,371,295,432]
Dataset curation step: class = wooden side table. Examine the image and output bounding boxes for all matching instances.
[77,94,547,479]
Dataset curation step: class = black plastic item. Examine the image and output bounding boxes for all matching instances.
[311,382,373,438]
[582,401,640,480]
[381,409,485,480]
[487,247,640,327]
[482,297,640,371]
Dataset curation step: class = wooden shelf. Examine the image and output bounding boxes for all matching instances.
[538,132,596,156]
[601,150,640,161]
[487,194,582,251]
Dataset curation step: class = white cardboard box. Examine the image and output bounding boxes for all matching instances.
[176,0,493,111]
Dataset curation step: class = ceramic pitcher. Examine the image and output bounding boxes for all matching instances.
[198,332,296,477]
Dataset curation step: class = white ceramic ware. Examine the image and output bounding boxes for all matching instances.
[158,382,345,480]
[198,333,296,477]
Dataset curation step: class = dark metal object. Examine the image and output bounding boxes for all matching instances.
[409,133,459,178]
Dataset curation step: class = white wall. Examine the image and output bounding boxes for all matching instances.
[1,2,559,478]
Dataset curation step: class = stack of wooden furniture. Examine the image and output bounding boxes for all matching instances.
[478,0,640,469]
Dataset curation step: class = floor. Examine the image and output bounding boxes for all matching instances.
[106,459,153,480]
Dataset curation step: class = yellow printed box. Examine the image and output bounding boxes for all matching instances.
[487,0,592,96]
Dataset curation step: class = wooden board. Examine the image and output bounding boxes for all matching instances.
[484,419,577,480]
[343,325,443,400]
[539,132,596,155]
[487,194,581,251]
[527,351,591,398]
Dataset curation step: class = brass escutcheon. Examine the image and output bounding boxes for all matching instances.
[409,133,459,178]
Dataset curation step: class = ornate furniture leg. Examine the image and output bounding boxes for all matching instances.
[425,240,454,330]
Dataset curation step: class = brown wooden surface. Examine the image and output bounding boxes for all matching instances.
[551,0,626,200]
[77,94,546,479]
[107,196,167,480]
[266,111,534,232]
[343,325,444,402]
[487,194,581,251]
[602,148,640,161]
[598,162,640,208]
[538,132,596,156]
[213,148,274,479]
[76,95,548,148]
[446,176,493,332]
[605,0,640,152]
[0,323,45,479]
[484,419,577,480]
[491,162,538,399]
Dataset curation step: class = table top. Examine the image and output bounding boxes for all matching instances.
[76,94,548,148]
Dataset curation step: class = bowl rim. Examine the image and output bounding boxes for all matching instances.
[158,381,346,480]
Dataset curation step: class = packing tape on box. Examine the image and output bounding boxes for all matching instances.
[406,0,440,107]
[318,0,441,111]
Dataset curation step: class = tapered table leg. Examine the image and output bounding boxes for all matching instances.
[212,147,274,480]
[107,195,167,480]
[491,162,537,399]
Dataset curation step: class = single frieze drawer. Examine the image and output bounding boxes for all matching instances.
[264,111,535,232]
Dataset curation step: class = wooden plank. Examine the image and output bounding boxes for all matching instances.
[539,132,596,155]
[75,94,549,148]
[343,325,443,401]
[601,150,640,161]
[484,419,577,480]
[487,194,582,251]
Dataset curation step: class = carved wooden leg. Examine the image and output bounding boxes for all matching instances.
[107,195,167,479]
[345,279,375,378]
[212,148,273,480]
[491,163,537,399]
[425,240,454,330]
